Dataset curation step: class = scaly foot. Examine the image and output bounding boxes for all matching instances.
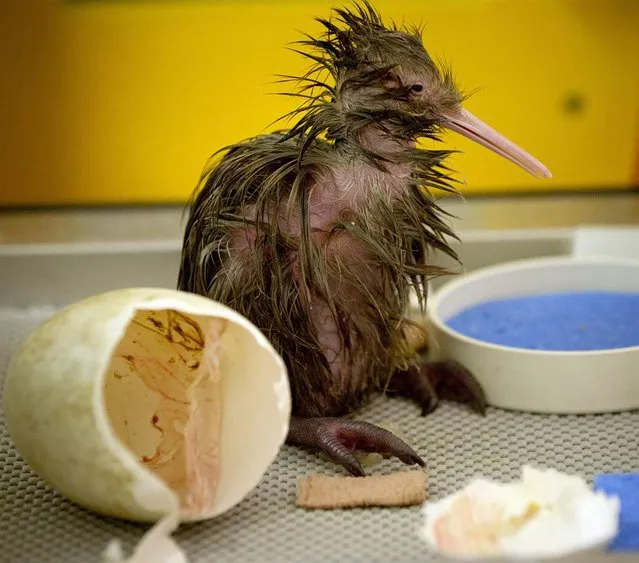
[388,360,487,416]
[286,416,425,476]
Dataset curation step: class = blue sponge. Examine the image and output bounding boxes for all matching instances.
[445,290,639,351]
[594,473,639,551]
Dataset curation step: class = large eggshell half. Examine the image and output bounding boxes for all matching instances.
[2,287,291,523]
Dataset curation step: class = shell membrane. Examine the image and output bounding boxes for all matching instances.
[420,466,621,561]
[2,287,291,524]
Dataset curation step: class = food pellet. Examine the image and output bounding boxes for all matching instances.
[445,290,639,351]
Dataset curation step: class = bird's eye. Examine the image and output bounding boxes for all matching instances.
[411,83,424,92]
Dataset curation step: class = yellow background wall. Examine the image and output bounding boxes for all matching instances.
[1,0,638,207]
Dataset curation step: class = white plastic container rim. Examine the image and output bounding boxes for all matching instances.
[424,255,639,413]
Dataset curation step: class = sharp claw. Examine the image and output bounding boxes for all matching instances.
[337,420,425,468]
[420,395,439,416]
[425,360,487,415]
[388,365,440,416]
[467,386,487,416]
[345,459,366,477]
[334,452,366,477]
[402,452,426,468]
[389,359,487,415]
[319,431,366,476]
[473,396,488,416]
[286,416,426,475]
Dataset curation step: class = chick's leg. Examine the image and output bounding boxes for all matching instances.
[286,416,425,477]
[388,360,487,416]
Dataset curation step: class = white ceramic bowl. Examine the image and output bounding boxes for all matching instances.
[425,256,639,414]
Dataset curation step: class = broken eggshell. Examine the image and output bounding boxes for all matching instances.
[419,466,620,562]
[2,287,291,524]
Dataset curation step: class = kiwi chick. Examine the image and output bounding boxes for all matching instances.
[178,1,551,476]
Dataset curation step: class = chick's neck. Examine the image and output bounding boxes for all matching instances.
[346,122,416,179]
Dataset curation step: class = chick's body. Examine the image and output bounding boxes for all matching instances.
[180,130,444,419]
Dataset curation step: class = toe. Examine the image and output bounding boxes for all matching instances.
[288,416,427,475]
[420,394,439,416]
[317,431,366,476]
[426,360,487,415]
[388,365,440,416]
[330,419,426,468]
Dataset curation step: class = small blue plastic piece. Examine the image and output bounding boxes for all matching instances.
[594,473,639,552]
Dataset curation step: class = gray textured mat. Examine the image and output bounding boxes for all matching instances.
[1,307,638,563]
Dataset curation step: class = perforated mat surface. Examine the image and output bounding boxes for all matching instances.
[1,307,638,563]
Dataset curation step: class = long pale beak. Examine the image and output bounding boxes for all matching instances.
[442,108,552,179]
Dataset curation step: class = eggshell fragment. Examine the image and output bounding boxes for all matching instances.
[101,513,187,563]
[420,466,620,561]
[2,287,291,524]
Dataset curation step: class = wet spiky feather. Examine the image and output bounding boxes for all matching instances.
[178,0,466,418]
